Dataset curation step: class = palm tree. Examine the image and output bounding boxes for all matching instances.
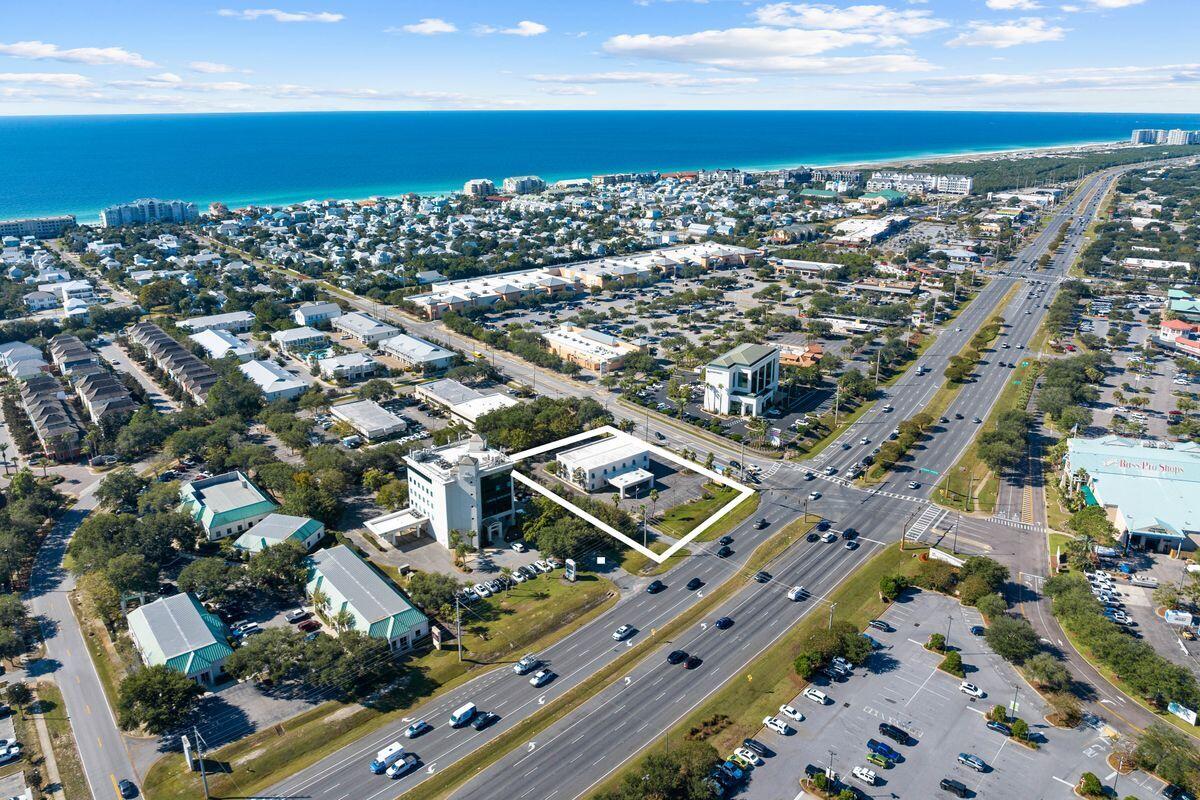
[648,488,660,525]
[748,417,769,447]
[332,608,355,632]
[0,442,10,475]
[310,587,329,615]
[499,567,513,593]
[611,493,621,509]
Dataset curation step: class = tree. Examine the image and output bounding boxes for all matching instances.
[1135,724,1200,792]
[1025,653,1071,692]
[96,468,148,514]
[117,665,203,734]
[594,740,720,800]
[406,572,461,617]
[177,557,243,604]
[4,682,31,709]
[77,572,123,628]
[375,479,408,511]
[206,370,264,418]
[247,542,308,600]
[224,626,310,684]
[984,615,1040,664]
[975,593,1007,620]
[941,650,964,677]
[104,553,160,595]
[879,574,910,601]
[914,560,956,593]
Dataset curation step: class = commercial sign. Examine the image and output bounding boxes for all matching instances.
[564,558,577,582]
[1169,701,1198,726]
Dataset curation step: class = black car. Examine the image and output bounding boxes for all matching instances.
[1164,785,1197,800]
[879,722,912,745]
[816,520,830,531]
[940,778,969,797]
[742,738,769,757]
[969,625,985,636]
[471,711,499,731]
[754,518,769,530]
[754,571,772,583]
[842,527,857,540]
[715,616,734,630]
[646,580,666,594]
[954,412,964,420]
[719,535,734,546]
[667,649,688,665]
[806,532,820,543]
[686,577,704,591]
[717,545,733,558]
[118,780,139,799]
[685,655,703,669]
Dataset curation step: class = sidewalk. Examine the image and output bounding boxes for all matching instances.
[32,685,64,800]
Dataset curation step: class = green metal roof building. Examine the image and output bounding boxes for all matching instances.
[234,513,325,553]
[306,545,430,652]
[180,470,279,541]
[126,593,233,685]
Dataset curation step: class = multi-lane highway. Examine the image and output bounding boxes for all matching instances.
[258,167,1128,800]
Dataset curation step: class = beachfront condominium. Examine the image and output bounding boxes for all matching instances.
[100,198,199,228]
[501,175,546,195]
[463,178,496,197]
[865,171,973,196]
[1131,128,1200,145]
[703,343,780,417]
[0,215,76,239]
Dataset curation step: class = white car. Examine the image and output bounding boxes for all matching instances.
[510,542,527,553]
[762,716,792,735]
[821,532,837,543]
[734,747,762,766]
[808,491,822,501]
[529,670,555,687]
[534,560,553,573]
[512,570,528,583]
[779,703,805,721]
[852,766,877,786]
[803,687,828,704]
[612,624,634,641]
[960,681,985,698]
[474,582,492,598]
[859,437,870,445]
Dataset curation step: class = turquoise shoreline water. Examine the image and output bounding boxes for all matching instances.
[4,110,1200,222]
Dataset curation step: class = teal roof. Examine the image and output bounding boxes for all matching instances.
[1170,298,1200,317]
[234,513,324,552]
[799,188,838,198]
[708,343,777,369]
[306,545,428,640]
[1066,435,1200,536]
[863,190,906,201]
[180,471,278,531]
[126,593,233,678]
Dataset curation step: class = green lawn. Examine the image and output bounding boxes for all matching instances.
[590,543,925,796]
[1048,531,1074,573]
[657,482,742,538]
[143,573,617,800]
[400,514,821,800]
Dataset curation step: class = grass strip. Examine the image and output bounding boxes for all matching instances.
[399,514,822,800]
[588,544,925,797]
[143,577,618,800]
[36,681,91,800]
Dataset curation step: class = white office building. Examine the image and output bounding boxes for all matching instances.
[332,311,399,345]
[380,333,457,373]
[239,359,308,402]
[703,343,779,417]
[330,399,406,440]
[403,435,515,549]
[557,433,653,497]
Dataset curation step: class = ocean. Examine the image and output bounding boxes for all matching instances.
[4,110,1200,222]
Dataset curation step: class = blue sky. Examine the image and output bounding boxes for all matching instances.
[0,0,1195,115]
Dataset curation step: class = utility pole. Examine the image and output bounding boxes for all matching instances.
[456,595,463,662]
[833,382,841,427]
[952,516,959,555]
[945,615,953,645]
[194,726,210,800]
[874,346,882,389]
[739,438,747,481]
[827,602,836,630]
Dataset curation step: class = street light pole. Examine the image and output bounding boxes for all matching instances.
[456,595,463,662]
[828,602,836,630]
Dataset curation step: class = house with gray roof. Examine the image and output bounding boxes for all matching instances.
[126,593,233,685]
[380,332,456,373]
[306,545,429,652]
[234,513,324,553]
[180,471,279,541]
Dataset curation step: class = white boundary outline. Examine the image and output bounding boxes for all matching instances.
[509,424,756,564]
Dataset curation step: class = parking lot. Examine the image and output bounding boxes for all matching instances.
[737,591,1157,799]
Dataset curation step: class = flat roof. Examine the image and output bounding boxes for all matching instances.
[417,378,483,406]
[452,394,519,423]
[608,468,654,489]
[1068,435,1200,533]
[558,433,648,473]
[543,325,635,361]
[331,399,406,434]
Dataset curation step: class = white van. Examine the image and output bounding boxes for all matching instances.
[450,702,477,728]
[369,741,405,774]
[1131,574,1159,588]
[787,586,807,601]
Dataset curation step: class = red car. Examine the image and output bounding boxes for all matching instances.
[297,619,320,633]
